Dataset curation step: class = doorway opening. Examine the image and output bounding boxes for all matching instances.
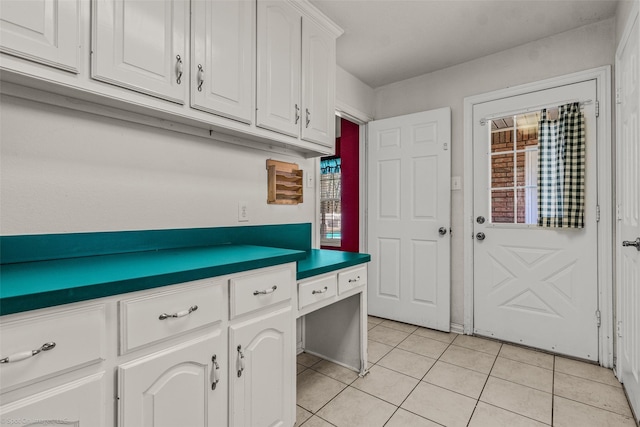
[320,117,360,252]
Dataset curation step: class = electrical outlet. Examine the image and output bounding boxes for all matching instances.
[238,201,249,222]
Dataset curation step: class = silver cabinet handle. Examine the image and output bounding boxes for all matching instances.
[159,305,198,320]
[312,286,328,295]
[237,345,245,378]
[175,55,183,84]
[622,237,640,251]
[0,342,56,364]
[295,104,300,124]
[211,354,220,390]
[253,285,277,296]
[197,64,204,92]
[305,108,310,128]
[348,276,361,283]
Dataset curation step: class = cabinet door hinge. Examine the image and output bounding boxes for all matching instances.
[596,205,601,222]
[616,87,622,104]
[595,100,600,117]
[596,310,601,327]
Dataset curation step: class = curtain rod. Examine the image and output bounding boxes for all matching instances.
[479,99,593,126]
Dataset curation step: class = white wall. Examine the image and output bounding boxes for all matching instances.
[336,65,375,121]
[616,0,638,44]
[0,94,316,236]
[373,18,616,326]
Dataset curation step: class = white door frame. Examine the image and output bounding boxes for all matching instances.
[463,67,614,368]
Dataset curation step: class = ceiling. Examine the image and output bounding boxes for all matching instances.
[309,0,620,88]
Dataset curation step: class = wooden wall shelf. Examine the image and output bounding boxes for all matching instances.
[267,160,304,205]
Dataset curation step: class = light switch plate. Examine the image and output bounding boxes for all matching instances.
[452,176,462,190]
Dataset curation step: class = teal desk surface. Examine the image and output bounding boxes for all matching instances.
[0,246,370,316]
[0,245,305,316]
[297,249,371,280]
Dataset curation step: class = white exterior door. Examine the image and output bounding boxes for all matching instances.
[191,0,254,124]
[92,0,187,104]
[616,7,640,419]
[256,0,301,138]
[367,108,451,331]
[0,0,80,72]
[473,80,600,360]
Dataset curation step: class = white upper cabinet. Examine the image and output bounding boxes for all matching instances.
[0,0,81,73]
[301,18,335,147]
[191,0,254,124]
[256,0,302,138]
[92,0,188,104]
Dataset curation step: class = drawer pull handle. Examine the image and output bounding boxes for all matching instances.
[312,286,328,295]
[158,305,198,320]
[253,285,277,296]
[211,354,220,390]
[348,276,361,283]
[237,345,245,378]
[0,342,56,364]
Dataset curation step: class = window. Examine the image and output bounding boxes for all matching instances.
[320,158,341,246]
[489,110,556,224]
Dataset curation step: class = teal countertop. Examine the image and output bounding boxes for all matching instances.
[297,249,371,280]
[0,244,305,316]
[0,245,370,316]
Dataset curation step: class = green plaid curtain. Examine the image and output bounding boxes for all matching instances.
[537,102,585,228]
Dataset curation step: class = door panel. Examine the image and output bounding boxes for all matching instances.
[473,80,599,360]
[0,0,80,72]
[367,108,451,331]
[92,0,187,103]
[617,9,640,419]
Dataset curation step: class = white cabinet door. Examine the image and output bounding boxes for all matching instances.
[301,18,335,147]
[256,0,301,138]
[0,373,106,427]
[229,307,293,427]
[0,0,80,73]
[92,0,187,104]
[118,333,227,427]
[191,0,254,124]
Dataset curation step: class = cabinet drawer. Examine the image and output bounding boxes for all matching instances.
[230,266,293,318]
[298,275,337,310]
[120,279,225,354]
[0,305,106,391]
[338,266,367,294]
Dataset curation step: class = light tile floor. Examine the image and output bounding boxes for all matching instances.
[295,316,638,427]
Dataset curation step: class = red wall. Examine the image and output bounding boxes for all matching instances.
[322,118,359,252]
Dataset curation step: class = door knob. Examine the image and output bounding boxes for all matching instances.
[439,227,447,236]
[476,232,486,241]
[622,237,640,251]
[476,216,485,224]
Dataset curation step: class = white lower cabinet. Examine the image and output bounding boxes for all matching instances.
[0,263,296,427]
[0,373,106,427]
[118,332,227,427]
[229,307,294,427]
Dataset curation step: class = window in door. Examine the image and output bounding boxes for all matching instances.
[320,157,341,247]
[489,110,557,224]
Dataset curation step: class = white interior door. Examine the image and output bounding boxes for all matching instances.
[616,8,640,419]
[367,108,451,331]
[473,80,600,360]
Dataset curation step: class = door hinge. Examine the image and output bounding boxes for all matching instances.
[616,87,622,104]
[595,100,600,117]
[596,205,601,222]
[617,320,622,337]
[596,310,601,327]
